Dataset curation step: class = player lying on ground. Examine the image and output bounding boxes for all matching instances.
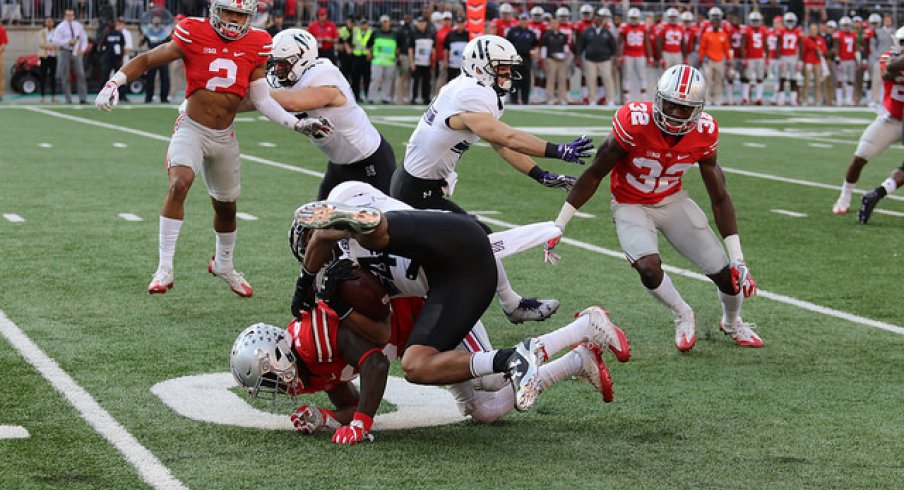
[832,27,904,215]
[545,65,761,352]
[94,0,330,297]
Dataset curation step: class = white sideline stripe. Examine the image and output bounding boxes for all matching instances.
[3,214,25,223]
[0,425,30,439]
[113,142,128,148]
[476,215,904,337]
[721,167,904,203]
[770,209,808,218]
[257,142,276,147]
[574,211,596,219]
[118,213,143,222]
[875,209,904,218]
[470,210,500,215]
[38,143,53,148]
[20,108,904,335]
[0,310,187,489]
[743,142,767,148]
[808,143,832,148]
[236,212,258,221]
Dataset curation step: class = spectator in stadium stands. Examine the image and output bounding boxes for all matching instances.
[506,12,538,105]
[142,13,171,103]
[52,9,88,104]
[350,17,373,102]
[410,15,434,104]
[434,11,453,97]
[99,19,130,102]
[338,15,354,81]
[577,9,617,107]
[444,16,469,81]
[699,7,731,105]
[367,15,397,104]
[37,17,57,103]
[821,20,836,105]
[309,7,338,64]
[542,16,570,104]
[802,22,827,105]
[267,9,284,36]
[0,23,6,101]
[395,14,414,104]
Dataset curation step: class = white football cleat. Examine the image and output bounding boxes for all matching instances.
[508,338,543,412]
[832,194,851,214]
[208,259,253,297]
[572,343,614,403]
[147,268,174,294]
[576,306,630,362]
[720,319,764,348]
[674,309,696,352]
[504,298,560,324]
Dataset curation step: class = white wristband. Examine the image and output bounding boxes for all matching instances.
[111,71,127,87]
[555,202,577,230]
[724,234,743,262]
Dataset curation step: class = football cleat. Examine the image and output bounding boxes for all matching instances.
[147,268,174,294]
[720,319,763,348]
[504,298,560,324]
[858,190,882,224]
[674,309,696,352]
[208,259,253,297]
[576,306,631,362]
[832,194,851,214]
[573,343,614,403]
[508,338,544,411]
[294,200,382,233]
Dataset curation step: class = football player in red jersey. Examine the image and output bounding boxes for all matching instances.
[95,0,329,297]
[833,16,859,105]
[656,8,685,70]
[619,8,652,102]
[741,11,769,105]
[833,28,904,218]
[776,12,802,105]
[546,65,761,352]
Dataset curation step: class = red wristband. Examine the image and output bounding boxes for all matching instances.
[358,347,383,367]
[353,412,374,432]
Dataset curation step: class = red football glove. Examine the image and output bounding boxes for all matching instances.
[290,404,341,435]
[730,260,757,298]
[332,412,374,445]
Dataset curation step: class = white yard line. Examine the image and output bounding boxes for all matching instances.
[770,209,808,218]
[0,425,30,439]
[875,209,904,218]
[3,214,25,223]
[236,212,258,221]
[118,213,143,222]
[18,107,904,336]
[0,310,188,489]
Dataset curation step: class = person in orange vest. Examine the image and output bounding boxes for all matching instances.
[698,7,732,105]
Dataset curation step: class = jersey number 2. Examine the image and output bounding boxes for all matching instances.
[206,58,238,91]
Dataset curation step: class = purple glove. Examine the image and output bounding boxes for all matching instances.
[529,167,576,191]
[548,136,594,165]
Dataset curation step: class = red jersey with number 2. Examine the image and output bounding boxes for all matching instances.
[172,17,272,99]
[881,52,904,120]
[610,102,719,205]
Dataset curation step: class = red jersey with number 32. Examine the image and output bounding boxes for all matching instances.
[172,17,271,99]
[881,51,904,120]
[286,297,424,394]
[610,102,718,205]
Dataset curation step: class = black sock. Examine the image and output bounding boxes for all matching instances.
[874,187,888,198]
[492,348,516,373]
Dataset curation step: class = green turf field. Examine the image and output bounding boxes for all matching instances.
[1,103,903,489]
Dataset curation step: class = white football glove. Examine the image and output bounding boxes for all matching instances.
[729,260,757,298]
[294,116,333,139]
[543,235,562,265]
[95,80,120,112]
[289,404,341,435]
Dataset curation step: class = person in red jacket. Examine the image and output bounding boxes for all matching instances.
[801,22,827,105]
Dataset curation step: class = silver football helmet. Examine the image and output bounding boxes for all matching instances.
[893,26,904,54]
[708,7,723,20]
[209,0,256,40]
[530,6,544,20]
[268,28,318,87]
[230,323,299,401]
[461,35,522,94]
[783,12,797,29]
[868,13,881,26]
[654,64,706,136]
[748,11,763,27]
[680,11,694,25]
[839,16,853,31]
[627,8,641,25]
[499,3,514,16]
[580,4,593,17]
[665,8,680,24]
[555,7,570,20]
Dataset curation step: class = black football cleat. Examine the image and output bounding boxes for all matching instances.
[858,190,882,224]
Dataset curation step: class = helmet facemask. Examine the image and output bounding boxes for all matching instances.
[209,0,255,41]
[230,324,302,407]
[487,60,521,94]
[654,95,703,136]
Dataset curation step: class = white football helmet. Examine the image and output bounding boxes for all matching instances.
[499,3,514,16]
[580,4,593,16]
[708,7,723,20]
[230,323,300,401]
[748,11,763,26]
[555,7,570,20]
[665,8,679,24]
[627,8,641,25]
[209,0,256,40]
[268,28,318,87]
[839,16,852,30]
[598,8,612,18]
[654,64,706,136]
[461,35,522,94]
[783,12,797,29]
[893,26,904,54]
[680,11,694,24]
[530,6,544,19]
[868,13,882,26]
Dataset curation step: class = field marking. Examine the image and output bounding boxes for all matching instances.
[236,212,258,221]
[743,142,767,148]
[875,209,904,218]
[476,215,904,337]
[574,211,596,219]
[257,142,276,147]
[17,107,904,335]
[113,142,128,148]
[770,209,808,218]
[118,213,143,222]
[3,214,25,223]
[0,310,187,490]
[808,143,832,148]
[38,143,53,148]
[720,167,904,203]
[0,425,30,439]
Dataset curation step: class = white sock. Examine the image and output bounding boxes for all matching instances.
[841,180,856,199]
[214,230,236,271]
[845,85,853,104]
[537,316,590,361]
[836,87,843,103]
[742,84,751,100]
[882,177,898,194]
[777,91,786,105]
[755,83,764,100]
[720,290,744,326]
[646,273,692,316]
[790,91,798,105]
[158,216,183,272]
[469,351,496,378]
[495,259,521,312]
[538,350,582,391]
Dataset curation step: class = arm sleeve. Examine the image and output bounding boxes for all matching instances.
[249,78,299,129]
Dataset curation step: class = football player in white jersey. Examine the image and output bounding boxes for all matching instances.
[262,29,397,199]
[390,35,594,324]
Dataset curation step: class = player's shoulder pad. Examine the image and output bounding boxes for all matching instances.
[454,78,498,113]
[301,59,344,87]
[173,17,205,44]
[695,111,719,138]
[611,102,650,148]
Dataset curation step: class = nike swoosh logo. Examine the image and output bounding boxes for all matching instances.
[233,52,245,57]
[676,154,690,160]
